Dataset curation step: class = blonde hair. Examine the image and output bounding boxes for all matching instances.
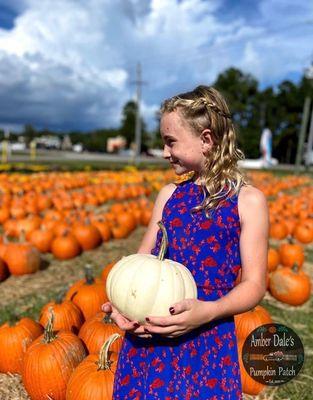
[160,85,248,215]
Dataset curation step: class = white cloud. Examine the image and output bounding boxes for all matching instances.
[0,0,311,131]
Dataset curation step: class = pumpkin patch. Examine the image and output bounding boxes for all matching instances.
[0,168,312,400]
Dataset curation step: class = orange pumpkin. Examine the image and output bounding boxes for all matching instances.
[29,227,55,253]
[16,215,42,239]
[3,242,41,275]
[0,207,10,224]
[22,312,86,400]
[101,261,117,283]
[51,232,82,260]
[111,224,131,239]
[39,296,84,334]
[0,318,43,373]
[66,333,121,400]
[293,223,313,244]
[269,220,288,240]
[267,248,280,272]
[65,265,108,319]
[78,312,123,354]
[72,221,102,251]
[116,212,137,231]
[278,241,304,268]
[235,305,272,341]
[92,219,112,242]
[141,208,152,226]
[269,264,311,306]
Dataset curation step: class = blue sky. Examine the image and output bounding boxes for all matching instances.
[0,0,312,132]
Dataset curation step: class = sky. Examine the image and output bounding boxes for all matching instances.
[0,0,312,133]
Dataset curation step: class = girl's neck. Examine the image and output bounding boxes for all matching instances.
[191,172,203,185]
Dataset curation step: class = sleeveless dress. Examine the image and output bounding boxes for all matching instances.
[113,179,243,400]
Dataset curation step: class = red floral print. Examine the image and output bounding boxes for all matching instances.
[113,179,242,399]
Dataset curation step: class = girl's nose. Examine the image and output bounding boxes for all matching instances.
[163,145,171,159]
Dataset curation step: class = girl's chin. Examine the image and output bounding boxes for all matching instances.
[170,163,190,175]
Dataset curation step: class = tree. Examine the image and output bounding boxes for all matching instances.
[23,124,37,145]
[213,68,260,158]
[119,101,137,147]
[119,101,148,150]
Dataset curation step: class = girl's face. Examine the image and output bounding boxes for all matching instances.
[160,111,211,175]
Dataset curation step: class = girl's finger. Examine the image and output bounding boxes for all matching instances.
[114,313,139,331]
[144,324,182,335]
[169,299,190,315]
[101,302,112,312]
[130,326,153,339]
[145,313,182,327]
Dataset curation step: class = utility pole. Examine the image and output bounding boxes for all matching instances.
[295,97,311,172]
[295,61,313,172]
[305,105,313,167]
[304,61,313,168]
[132,62,146,164]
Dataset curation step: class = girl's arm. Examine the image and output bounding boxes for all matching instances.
[213,185,269,318]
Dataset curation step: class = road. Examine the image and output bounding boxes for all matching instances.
[2,150,313,172]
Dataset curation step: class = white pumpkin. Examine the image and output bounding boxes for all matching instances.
[106,222,197,323]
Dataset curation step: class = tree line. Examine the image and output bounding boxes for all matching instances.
[0,67,311,162]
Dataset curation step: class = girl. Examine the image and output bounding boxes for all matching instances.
[102,85,269,399]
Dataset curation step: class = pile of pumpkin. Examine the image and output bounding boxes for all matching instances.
[0,261,276,399]
[266,184,313,307]
[0,197,154,281]
[0,263,125,399]
[247,172,311,197]
[0,168,179,281]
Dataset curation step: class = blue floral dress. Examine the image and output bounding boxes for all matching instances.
[113,179,243,399]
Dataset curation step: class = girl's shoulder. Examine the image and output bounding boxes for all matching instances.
[159,182,177,198]
[238,184,266,204]
[237,184,268,224]
[154,182,177,210]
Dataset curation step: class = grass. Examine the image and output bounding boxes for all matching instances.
[0,288,62,325]
[256,293,313,400]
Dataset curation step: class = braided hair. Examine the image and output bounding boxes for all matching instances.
[160,85,248,215]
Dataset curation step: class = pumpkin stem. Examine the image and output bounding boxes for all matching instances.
[97,333,121,370]
[84,264,95,285]
[157,221,168,261]
[56,287,68,304]
[291,263,299,273]
[19,229,26,243]
[103,314,113,324]
[287,235,294,244]
[43,307,57,343]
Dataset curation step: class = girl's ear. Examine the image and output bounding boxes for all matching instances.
[200,129,214,154]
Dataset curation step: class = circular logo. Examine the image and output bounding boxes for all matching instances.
[242,323,304,386]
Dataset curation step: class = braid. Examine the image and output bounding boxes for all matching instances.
[202,99,232,119]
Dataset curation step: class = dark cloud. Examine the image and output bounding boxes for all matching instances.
[0,0,311,132]
[0,51,127,131]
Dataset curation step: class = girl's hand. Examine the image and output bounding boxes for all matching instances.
[144,299,217,338]
[101,302,152,339]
